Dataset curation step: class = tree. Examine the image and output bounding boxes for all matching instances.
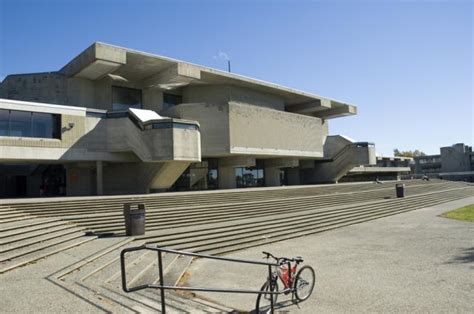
[393,148,426,157]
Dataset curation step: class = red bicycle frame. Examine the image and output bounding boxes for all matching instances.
[277,263,298,289]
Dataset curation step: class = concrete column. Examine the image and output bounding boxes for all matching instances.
[264,168,281,187]
[96,161,103,195]
[263,158,299,187]
[218,166,236,189]
[217,156,256,189]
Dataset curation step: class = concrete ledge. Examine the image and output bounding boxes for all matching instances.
[60,42,126,79]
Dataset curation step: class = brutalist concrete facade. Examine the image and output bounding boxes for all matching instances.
[0,42,376,197]
[413,143,474,181]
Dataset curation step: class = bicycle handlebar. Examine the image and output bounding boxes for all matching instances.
[262,251,303,264]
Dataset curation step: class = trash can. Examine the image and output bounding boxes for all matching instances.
[395,183,405,198]
[123,203,146,236]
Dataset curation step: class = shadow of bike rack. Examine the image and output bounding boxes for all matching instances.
[120,245,282,313]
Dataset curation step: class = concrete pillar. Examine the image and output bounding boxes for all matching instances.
[263,158,299,187]
[218,166,236,189]
[264,167,281,187]
[96,161,103,195]
[217,156,256,189]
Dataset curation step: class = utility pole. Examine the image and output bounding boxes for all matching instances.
[227,60,231,73]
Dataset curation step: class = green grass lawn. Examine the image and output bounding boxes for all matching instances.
[441,204,474,222]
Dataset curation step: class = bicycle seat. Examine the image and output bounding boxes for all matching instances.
[294,256,304,263]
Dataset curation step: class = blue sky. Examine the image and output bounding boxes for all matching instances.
[1,0,472,155]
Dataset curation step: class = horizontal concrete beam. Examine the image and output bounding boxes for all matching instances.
[142,63,201,90]
[219,156,256,168]
[286,99,331,114]
[60,43,126,79]
[299,159,316,169]
[315,104,357,119]
[264,158,299,168]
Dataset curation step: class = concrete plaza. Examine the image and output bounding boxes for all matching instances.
[186,197,474,313]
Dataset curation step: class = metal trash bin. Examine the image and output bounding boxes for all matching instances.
[395,183,405,198]
[123,203,146,236]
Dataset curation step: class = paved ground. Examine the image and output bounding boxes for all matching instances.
[186,197,474,313]
[0,237,126,313]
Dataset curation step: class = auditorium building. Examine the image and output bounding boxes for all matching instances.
[0,42,375,197]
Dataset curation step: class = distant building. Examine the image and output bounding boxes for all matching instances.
[413,143,474,182]
[341,156,413,182]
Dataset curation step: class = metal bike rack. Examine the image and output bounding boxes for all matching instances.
[120,245,284,313]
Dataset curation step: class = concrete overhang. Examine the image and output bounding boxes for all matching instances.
[60,42,357,119]
[60,43,126,79]
[142,63,201,90]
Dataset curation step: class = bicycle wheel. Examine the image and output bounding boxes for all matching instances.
[255,280,279,313]
[294,265,315,301]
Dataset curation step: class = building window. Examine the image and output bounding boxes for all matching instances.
[235,166,265,188]
[170,159,218,191]
[163,93,182,110]
[112,86,142,110]
[0,109,61,139]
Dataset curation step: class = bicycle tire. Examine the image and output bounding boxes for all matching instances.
[294,265,315,302]
[255,280,279,313]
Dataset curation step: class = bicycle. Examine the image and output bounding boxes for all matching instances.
[255,251,316,313]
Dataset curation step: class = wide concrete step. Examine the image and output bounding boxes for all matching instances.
[0,220,76,240]
[0,217,63,232]
[0,230,88,263]
[141,188,473,254]
[9,181,461,220]
[47,183,468,233]
[0,227,87,253]
[0,235,96,273]
[54,239,224,313]
[3,180,456,216]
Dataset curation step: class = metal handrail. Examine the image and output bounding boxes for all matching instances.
[120,245,283,313]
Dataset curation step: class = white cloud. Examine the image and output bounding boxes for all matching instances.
[213,51,230,61]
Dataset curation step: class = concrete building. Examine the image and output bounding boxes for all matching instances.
[0,42,376,198]
[412,143,474,181]
[342,156,413,182]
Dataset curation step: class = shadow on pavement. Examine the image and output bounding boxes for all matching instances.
[446,247,474,264]
[249,299,304,313]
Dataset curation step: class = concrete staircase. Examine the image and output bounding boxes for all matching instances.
[49,237,232,313]
[0,212,95,273]
[1,179,473,312]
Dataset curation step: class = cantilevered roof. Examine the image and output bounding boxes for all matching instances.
[60,42,356,119]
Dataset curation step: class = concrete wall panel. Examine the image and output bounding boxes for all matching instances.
[229,102,324,157]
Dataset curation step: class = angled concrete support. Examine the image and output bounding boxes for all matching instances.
[147,162,190,190]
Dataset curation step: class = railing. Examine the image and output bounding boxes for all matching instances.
[319,142,374,163]
[120,245,282,313]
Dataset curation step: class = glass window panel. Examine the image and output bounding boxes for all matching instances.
[0,109,9,136]
[32,112,53,138]
[9,110,32,137]
[163,93,182,110]
[52,115,61,139]
[112,86,142,110]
